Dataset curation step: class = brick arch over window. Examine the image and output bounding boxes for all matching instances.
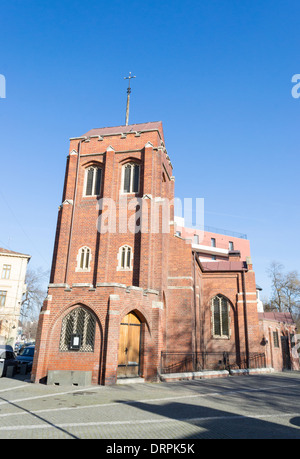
[119,157,142,166]
[81,159,104,168]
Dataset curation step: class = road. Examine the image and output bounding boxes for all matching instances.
[0,372,299,441]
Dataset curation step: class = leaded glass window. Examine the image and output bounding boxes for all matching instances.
[85,166,102,196]
[60,307,96,352]
[212,295,230,338]
[123,163,140,193]
[118,245,132,270]
[76,247,91,271]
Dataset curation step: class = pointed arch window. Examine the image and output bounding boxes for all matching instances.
[211,295,230,338]
[122,163,140,193]
[76,246,91,272]
[59,307,96,352]
[84,166,102,196]
[117,245,133,270]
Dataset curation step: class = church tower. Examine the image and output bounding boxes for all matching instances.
[32,121,175,385]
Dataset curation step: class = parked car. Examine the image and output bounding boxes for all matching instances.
[0,345,18,377]
[16,345,35,372]
[17,342,35,355]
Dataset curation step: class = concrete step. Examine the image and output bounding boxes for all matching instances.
[117,377,145,384]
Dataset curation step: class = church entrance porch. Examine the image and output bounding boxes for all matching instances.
[117,312,142,378]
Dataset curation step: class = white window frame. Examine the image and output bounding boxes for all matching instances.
[0,291,7,307]
[117,245,133,271]
[2,264,11,280]
[193,234,199,244]
[83,166,102,197]
[76,246,92,272]
[121,163,140,194]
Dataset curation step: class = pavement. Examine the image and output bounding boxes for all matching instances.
[0,371,299,440]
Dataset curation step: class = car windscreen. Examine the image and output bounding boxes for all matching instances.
[19,347,34,357]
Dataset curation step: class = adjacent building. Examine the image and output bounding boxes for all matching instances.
[259,311,298,371]
[0,248,31,346]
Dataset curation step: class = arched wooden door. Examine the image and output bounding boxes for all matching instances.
[118,312,141,378]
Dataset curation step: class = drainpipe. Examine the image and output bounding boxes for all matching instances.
[193,252,198,370]
[64,137,87,285]
[241,269,250,369]
[268,327,274,368]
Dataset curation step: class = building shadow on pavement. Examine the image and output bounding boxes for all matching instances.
[116,398,300,439]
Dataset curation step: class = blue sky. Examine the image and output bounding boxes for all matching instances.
[0,0,299,298]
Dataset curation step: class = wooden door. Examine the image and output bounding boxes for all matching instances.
[118,312,141,378]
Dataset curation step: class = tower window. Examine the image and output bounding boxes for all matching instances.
[211,295,230,338]
[84,166,102,196]
[229,241,234,250]
[211,238,216,247]
[76,247,91,272]
[117,245,133,270]
[122,163,140,193]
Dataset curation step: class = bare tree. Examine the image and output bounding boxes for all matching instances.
[283,270,300,315]
[266,261,300,320]
[20,267,49,323]
[266,261,286,312]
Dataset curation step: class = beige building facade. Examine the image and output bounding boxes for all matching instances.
[0,248,31,346]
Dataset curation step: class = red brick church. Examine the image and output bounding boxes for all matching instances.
[32,121,298,386]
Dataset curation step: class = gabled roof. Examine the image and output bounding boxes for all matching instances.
[258,311,295,324]
[83,121,164,142]
[0,247,31,258]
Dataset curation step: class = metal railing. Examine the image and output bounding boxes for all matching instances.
[203,226,247,240]
[160,351,266,374]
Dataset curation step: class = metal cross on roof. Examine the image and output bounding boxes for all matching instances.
[124,72,136,126]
